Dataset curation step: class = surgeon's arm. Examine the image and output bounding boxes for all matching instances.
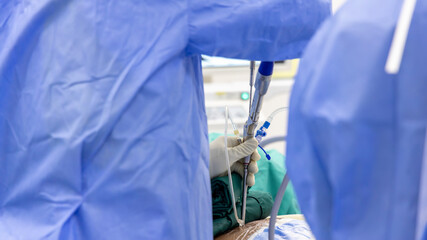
[187,0,331,61]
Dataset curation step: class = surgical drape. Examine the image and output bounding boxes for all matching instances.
[287,0,427,239]
[0,0,330,239]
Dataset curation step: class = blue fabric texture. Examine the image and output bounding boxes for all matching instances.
[0,1,330,239]
[286,0,427,239]
[251,219,314,240]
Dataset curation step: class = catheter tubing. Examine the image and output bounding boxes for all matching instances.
[224,107,244,226]
[266,107,288,123]
[268,173,290,240]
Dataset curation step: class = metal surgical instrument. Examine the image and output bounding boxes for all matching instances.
[241,61,274,224]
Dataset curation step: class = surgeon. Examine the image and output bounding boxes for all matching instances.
[286,0,427,239]
[0,1,330,239]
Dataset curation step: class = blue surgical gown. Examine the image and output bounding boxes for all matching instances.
[287,0,427,239]
[0,0,330,239]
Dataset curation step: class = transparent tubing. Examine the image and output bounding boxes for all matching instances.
[256,107,288,143]
[224,107,244,226]
[268,173,290,240]
[266,107,288,123]
[264,107,290,239]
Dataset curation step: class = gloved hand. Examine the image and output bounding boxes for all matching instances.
[209,136,261,186]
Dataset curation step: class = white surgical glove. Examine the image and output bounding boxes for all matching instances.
[209,136,261,186]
